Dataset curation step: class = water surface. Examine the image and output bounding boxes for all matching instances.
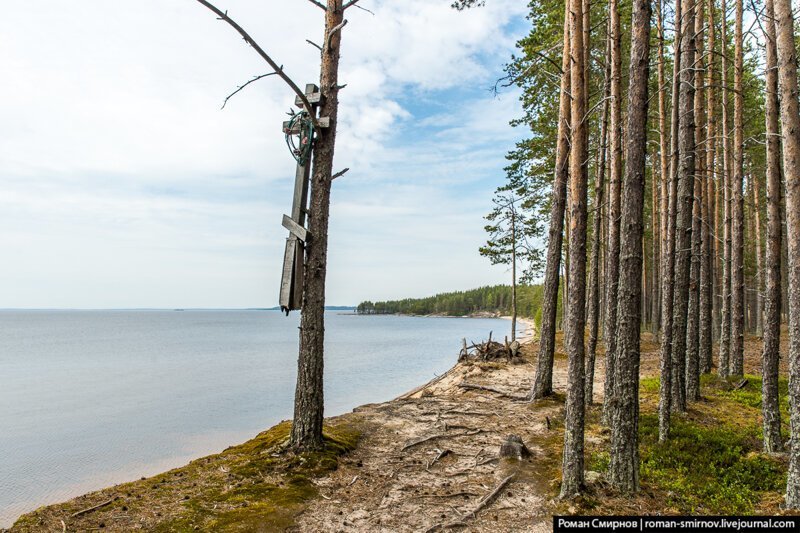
[0,310,513,527]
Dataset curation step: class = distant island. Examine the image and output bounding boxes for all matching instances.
[356,284,552,322]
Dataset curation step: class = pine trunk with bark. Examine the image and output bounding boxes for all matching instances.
[701,0,716,374]
[560,0,588,497]
[586,33,611,405]
[603,0,624,426]
[659,0,682,440]
[671,0,696,414]
[774,0,800,505]
[531,7,572,400]
[762,0,783,454]
[609,0,650,492]
[719,0,732,378]
[729,0,745,376]
[291,0,344,451]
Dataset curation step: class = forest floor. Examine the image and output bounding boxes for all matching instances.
[8,322,793,532]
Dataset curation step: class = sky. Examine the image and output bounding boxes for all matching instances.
[0,0,530,309]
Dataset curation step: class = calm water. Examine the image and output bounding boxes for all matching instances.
[0,310,514,527]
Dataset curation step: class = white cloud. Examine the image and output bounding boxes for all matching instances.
[0,0,528,308]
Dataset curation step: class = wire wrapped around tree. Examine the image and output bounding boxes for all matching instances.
[284,111,315,165]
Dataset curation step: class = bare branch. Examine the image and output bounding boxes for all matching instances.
[331,167,350,180]
[221,72,278,109]
[343,0,361,9]
[352,3,375,15]
[306,39,323,51]
[306,0,328,11]
[194,0,318,127]
[326,19,349,52]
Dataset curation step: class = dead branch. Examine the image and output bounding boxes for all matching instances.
[194,0,318,127]
[306,39,323,51]
[457,382,527,401]
[352,3,375,15]
[331,167,350,180]
[70,497,116,518]
[306,0,327,10]
[221,72,279,109]
[427,474,516,531]
[343,0,361,9]
[464,474,515,518]
[326,19,348,52]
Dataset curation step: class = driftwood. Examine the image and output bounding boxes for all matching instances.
[458,335,522,363]
[70,497,117,518]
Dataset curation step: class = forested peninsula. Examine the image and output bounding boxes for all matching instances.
[356,284,551,320]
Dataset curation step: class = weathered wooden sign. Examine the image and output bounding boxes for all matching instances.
[279,84,324,313]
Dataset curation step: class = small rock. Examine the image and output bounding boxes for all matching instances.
[499,435,532,460]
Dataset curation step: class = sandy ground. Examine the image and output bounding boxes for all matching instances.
[291,326,601,533]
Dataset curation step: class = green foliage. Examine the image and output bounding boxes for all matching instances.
[357,284,544,320]
[638,414,784,514]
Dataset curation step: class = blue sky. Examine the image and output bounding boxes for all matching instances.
[0,0,530,308]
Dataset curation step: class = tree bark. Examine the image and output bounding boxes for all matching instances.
[609,0,650,493]
[659,0,682,440]
[729,0,745,376]
[560,0,588,497]
[656,0,669,341]
[531,7,571,400]
[603,0,624,426]
[291,0,344,451]
[762,0,783,454]
[774,0,800,506]
[719,0,732,378]
[512,207,517,342]
[671,0,697,414]
[586,31,611,406]
[686,0,706,402]
[701,0,716,374]
[753,176,764,336]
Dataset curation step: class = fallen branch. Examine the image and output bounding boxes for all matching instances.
[734,379,749,390]
[70,497,116,518]
[425,474,516,531]
[458,382,527,401]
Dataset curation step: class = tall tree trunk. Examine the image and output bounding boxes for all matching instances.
[512,208,517,342]
[671,0,697,414]
[687,0,706,402]
[656,0,669,340]
[753,177,764,336]
[719,0,732,378]
[586,30,612,406]
[560,0,588,496]
[774,0,800,506]
[659,0,682,440]
[729,0,745,376]
[609,0,651,492]
[762,0,783,453]
[603,0,624,426]
[531,7,571,399]
[291,0,345,451]
[701,0,716,374]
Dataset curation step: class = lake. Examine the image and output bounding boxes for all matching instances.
[0,310,516,527]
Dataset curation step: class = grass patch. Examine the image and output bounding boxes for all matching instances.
[12,421,361,533]
[578,375,787,515]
